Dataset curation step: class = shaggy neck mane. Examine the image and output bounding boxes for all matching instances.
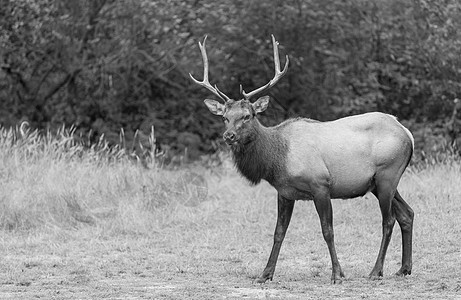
[231,120,287,185]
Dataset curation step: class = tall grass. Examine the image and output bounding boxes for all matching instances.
[0,124,216,234]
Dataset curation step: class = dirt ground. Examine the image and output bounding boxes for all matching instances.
[0,221,459,300]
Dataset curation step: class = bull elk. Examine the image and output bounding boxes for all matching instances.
[190,35,414,283]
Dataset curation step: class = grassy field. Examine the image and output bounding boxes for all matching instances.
[0,126,460,299]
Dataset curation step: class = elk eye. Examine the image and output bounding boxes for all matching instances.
[243,115,251,122]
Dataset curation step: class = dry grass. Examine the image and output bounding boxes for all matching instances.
[0,125,460,299]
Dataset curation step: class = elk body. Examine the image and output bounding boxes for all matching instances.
[190,35,415,283]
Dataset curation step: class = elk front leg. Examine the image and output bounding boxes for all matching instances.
[255,194,294,283]
[313,192,345,284]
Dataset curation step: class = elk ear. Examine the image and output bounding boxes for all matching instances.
[252,96,270,114]
[204,99,225,115]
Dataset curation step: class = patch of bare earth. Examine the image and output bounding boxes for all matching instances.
[0,225,460,299]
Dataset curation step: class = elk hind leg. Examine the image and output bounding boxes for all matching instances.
[392,190,414,276]
[369,180,397,279]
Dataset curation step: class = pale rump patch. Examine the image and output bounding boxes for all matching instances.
[385,114,415,151]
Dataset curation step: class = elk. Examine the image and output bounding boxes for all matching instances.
[190,35,414,284]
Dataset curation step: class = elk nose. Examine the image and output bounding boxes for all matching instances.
[223,131,236,144]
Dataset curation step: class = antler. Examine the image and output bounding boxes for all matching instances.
[189,36,231,103]
[241,35,289,100]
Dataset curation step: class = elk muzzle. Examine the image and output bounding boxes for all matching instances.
[223,130,237,145]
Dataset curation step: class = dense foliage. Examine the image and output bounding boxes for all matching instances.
[1,0,461,160]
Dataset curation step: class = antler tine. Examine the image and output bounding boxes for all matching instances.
[215,85,232,102]
[271,34,289,75]
[189,36,231,102]
[242,35,290,100]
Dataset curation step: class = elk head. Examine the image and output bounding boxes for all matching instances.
[189,35,289,146]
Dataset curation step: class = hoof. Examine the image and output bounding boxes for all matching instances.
[369,274,383,281]
[331,277,343,284]
[369,270,383,280]
[395,268,411,276]
[331,271,345,284]
[254,275,272,284]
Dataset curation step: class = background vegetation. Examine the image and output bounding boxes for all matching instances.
[1,0,461,160]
